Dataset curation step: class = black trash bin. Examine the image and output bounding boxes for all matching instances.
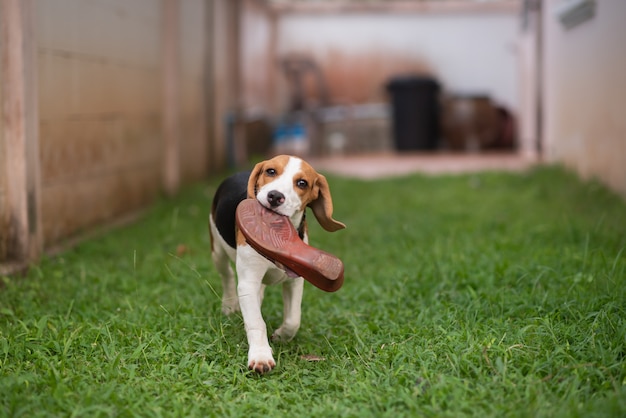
[386,76,440,151]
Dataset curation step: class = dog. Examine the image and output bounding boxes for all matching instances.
[209,155,345,373]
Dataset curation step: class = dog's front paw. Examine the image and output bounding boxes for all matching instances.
[248,347,276,374]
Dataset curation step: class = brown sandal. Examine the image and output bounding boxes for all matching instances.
[236,198,344,292]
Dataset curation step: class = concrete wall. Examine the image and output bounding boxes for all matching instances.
[542,0,626,197]
[37,0,163,244]
[274,3,520,113]
[1,0,211,262]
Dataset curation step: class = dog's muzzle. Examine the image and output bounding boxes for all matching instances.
[267,190,285,208]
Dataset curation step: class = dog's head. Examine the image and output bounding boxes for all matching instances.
[247,155,345,232]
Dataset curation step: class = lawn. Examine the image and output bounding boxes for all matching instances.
[1,165,625,417]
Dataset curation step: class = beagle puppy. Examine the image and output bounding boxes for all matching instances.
[209,155,345,373]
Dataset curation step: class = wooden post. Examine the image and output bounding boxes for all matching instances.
[518,0,543,159]
[205,0,218,173]
[207,0,243,172]
[230,0,246,167]
[1,0,42,269]
[162,0,181,196]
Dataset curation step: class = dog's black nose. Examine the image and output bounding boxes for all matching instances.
[267,190,285,207]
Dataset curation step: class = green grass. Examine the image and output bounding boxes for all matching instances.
[1,165,626,417]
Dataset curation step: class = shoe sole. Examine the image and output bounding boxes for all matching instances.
[236,199,344,292]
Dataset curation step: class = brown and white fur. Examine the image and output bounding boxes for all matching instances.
[209,155,345,373]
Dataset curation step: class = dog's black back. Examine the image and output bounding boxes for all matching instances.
[212,171,251,249]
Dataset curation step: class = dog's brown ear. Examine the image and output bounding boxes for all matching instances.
[309,174,346,232]
[247,161,265,199]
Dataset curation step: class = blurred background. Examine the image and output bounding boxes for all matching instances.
[1,0,624,271]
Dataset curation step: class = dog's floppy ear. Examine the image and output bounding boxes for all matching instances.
[247,161,265,199]
[309,173,346,232]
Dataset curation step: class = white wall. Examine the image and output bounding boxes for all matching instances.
[276,8,520,112]
[542,0,626,197]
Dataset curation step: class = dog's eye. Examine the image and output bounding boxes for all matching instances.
[265,168,277,177]
[296,179,308,189]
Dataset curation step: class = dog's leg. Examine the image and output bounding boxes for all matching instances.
[209,218,240,315]
[212,246,239,315]
[259,283,266,307]
[272,233,307,341]
[236,246,275,373]
[272,277,303,342]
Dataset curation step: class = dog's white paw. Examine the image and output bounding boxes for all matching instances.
[248,347,276,374]
[221,299,240,315]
